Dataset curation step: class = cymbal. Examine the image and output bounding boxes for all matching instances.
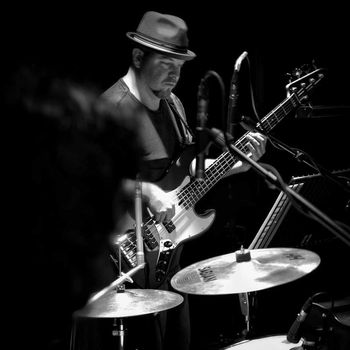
[171,248,320,295]
[74,289,184,318]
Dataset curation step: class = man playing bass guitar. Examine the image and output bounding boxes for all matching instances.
[100,11,266,350]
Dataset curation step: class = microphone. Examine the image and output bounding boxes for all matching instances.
[234,51,248,72]
[287,296,314,343]
[227,51,248,138]
[195,74,209,180]
[135,176,144,266]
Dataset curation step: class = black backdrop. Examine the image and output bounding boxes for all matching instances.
[6,2,350,349]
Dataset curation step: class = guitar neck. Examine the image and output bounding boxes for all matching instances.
[178,92,300,208]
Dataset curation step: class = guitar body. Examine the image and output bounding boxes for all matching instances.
[111,145,216,289]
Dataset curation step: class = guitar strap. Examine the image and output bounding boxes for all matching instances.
[166,94,194,148]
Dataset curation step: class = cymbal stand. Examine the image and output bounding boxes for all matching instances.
[239,292,250,337]
[112,316,126,350]
[110,244,127,350]
[112,176,144,350]
[238,292,258,338]
[237,247,257,339]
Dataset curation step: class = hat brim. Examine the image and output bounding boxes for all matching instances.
[126,32,196,61]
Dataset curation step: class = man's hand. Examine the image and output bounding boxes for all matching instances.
[225,131,267,175]
[243,131,267,166]
[142,182,175,223]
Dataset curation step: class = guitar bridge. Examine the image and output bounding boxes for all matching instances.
[111,221,160,271]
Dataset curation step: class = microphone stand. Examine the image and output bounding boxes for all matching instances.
[135,175,145,266]
[219,130,350,247]
[70,263,146,350]
[241,117,350,195]
[227,51,248,139]
[110,175,145,350]
[195,74,209,181]
[264,133,350,195]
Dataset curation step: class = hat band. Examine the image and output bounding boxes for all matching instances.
[134,32,188,54]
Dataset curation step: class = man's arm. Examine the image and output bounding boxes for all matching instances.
[121,179,175,223]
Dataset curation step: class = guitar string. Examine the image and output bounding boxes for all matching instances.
[176,92,300,208]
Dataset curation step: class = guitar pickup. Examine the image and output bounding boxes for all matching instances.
[164,220,175,233]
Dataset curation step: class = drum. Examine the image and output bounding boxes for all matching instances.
[222,335,302,349]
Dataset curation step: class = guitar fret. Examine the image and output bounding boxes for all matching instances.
[280,103,289,115]
[260,95,297,132]
[188,190,197,207]
[290,94,299,108]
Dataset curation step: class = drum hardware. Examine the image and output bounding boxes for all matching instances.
[70,178,185,350]
[171,247,321,348]
[220,334,303,349]
[294,294,350,350]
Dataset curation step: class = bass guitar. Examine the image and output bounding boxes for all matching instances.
[111,65,325,288]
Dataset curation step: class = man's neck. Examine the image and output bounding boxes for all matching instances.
[123,68,161,111]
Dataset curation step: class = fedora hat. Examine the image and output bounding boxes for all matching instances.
[126,11,196,61]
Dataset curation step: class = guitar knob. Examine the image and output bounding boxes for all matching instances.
[159,260,167,266]
[164,240,173,248]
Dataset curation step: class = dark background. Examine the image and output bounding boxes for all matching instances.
[6,2,350,349]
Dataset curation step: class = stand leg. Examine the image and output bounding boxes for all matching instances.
[239,292,250,338]
[112,318,126,350]
[69,318,77,350]
[239,292,257,339]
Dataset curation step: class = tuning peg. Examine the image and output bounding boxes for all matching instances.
[285,73,293,84]
[292,67,303,79]
[311,59,318,70]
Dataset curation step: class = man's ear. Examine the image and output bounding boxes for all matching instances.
[132,48,144,68]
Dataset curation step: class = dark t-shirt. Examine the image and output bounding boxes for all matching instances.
[101,79,191,182]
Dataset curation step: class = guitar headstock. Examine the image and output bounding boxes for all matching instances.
[285,63,326,101]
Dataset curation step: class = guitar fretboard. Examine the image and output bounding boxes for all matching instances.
[178,93,300,209]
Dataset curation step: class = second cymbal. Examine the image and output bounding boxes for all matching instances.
[74,288,184,318]
[171,248,320,295]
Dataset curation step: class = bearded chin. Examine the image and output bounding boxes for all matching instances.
[152,88,172,99]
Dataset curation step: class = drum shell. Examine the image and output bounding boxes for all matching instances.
[221,334,302,349]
